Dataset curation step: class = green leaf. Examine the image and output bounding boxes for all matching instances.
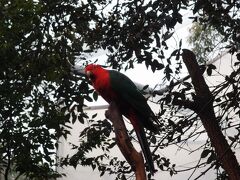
[108,142,116,149]
[207,66,213,76]
[201,149,211,159]
[99,167,106,176]
[78,115,85,124]
[151,135,157,144]
[72,112,77,124]
[84,95,93,102]
[163,31,174,41]
[92,164,96,170]
[207,153,216,164]
[92,113,97,119]
[208,64,216,70]
[142,85,149,90]
[93,91,98,101]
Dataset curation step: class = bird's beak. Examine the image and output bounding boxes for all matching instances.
[71,65,86,77]
[86,71,91,78]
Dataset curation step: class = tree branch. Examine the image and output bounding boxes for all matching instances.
[105,102,147,180]
[182,49,240,180]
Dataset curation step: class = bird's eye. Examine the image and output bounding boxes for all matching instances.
[86,71,95,80]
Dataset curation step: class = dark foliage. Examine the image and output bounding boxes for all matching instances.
[0,0,239,179]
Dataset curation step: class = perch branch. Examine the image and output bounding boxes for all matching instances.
[105,102,146,180]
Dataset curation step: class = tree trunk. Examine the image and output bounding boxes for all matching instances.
[182,49,240,180]
[105,102,147,180]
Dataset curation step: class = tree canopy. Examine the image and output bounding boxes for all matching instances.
[0,0,239,179]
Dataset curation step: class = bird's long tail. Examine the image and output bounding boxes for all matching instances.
[135,124,155,175]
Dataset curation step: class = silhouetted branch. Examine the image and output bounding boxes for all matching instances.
[182,49,240,180]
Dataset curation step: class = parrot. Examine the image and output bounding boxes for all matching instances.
[84,64,158,174]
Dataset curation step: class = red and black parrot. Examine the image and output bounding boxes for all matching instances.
[84,64,158,174]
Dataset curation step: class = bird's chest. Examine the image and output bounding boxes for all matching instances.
[93,77,116,102]
[92,74,131,118]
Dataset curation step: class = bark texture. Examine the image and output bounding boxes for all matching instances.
[182,49,240,180]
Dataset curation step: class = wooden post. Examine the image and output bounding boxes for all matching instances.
[105,102,147,180]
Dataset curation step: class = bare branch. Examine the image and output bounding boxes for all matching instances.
[105,102,147,180]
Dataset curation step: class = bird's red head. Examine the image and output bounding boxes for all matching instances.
[85,64,101,72]
[85,64,103,81]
